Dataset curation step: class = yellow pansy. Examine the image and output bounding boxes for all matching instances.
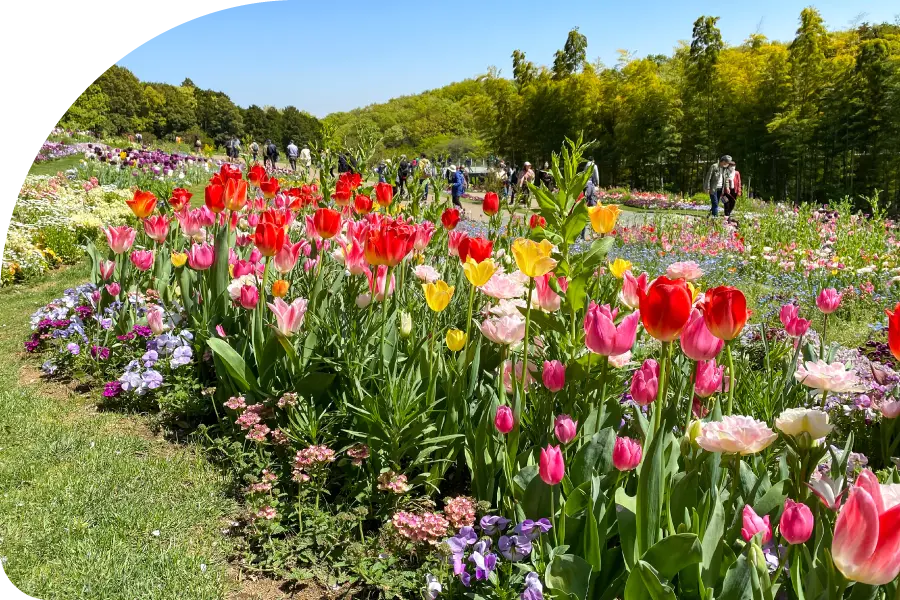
[463,257,497,288]
[608,258,632,279]
[511,238,557,278]
[446,329,467,352]
[271,279,289,298]
[171,252,188,268]
[588,203,621,234]
[423,280,455,312]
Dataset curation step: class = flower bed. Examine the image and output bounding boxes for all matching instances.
[19,141,900,598]
[34,141,78,163]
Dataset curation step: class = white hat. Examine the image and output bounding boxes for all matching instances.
[524,161,532,166]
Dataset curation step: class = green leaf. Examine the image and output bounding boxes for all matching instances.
[624,560,677,600]
[523,471,553,520]
[207,337,258,392]
[545,554,592,600]
[615,488,638,572]
[641,534,702,580]
[514,465,539,499]
[565,272,591,312]
[720,555,753,600]
[562,201,589,244]
[753,481,786,518]
[635,427,664,556]
[570,428,616,486]
[701,496,726,587]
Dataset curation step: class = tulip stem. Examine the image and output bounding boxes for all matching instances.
[379,266,393,373]
[726,343,736,416]
[820,314,828,360]
[521,278,536,406]
[686,361,699,431]
[653,342,671,435]
[549,488,558,547]
[463,283,476,364]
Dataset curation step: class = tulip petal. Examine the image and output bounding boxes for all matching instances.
[858,504,900,584]
[833,488,880,581]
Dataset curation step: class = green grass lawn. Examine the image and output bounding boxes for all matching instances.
[28,156,83,178]
[0,263,237,600]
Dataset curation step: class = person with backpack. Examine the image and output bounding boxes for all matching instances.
[250,141,259,162]
[337,153,350,174]
[451,165,466,210]
[287,140,299,172]
[397,155,410,197]
[232,137,241,161]
[703,155,732,217]
[224,137,234,161]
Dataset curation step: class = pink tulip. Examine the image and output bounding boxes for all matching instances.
[680,308,724,361]
[339,240,368,276]
[105,226,136,254]
[248,248,262,264]
[630,359,659,405]
[274,241,305,274]
[366,265,395,302]
[542,360,566,392]
[554,414,577,445]
[99,259,115,281]
[267,297,309,336]
[619,271,648,310]
[816,288,842,314]
[238,285,259,309]
[539,445,565,486]
[481,315,526,346]
[448,231,468,257]
[105,282,120,297]
[494,405,514,434]
[143,215,170,243]
[881,400,900,419]
[146,304,166,335]
[695,359,725,398]
[413,221,435,252]
[533,274,561,312]
[741,505,772,544]
[780,499,814,544]
[176,208,207,238]
[584,302,640,356]
[832,469,900,584]
[187,243,215,271]
[780,304,811,338]
[130,249,154,272]
[612,436,642,471]
[232,259,255,278]
[557,276,569,293]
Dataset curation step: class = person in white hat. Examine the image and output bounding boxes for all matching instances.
[517,161,536,205]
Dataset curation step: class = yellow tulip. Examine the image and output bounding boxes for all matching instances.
[423,280,455,312]
[687,282,701,303]
[463,257,497,288]
[271,279,289,298]
[171,251,188,268]
[511,238,557,278]
[588,203,620,234]
[446,329,467,352]
[608,258,632,279]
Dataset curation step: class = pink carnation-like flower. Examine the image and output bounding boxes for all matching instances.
[480,315,526,345]
[347,444,370,466]
[794,360,864,393]
[392,511,449,544]
[255,506,277,521]
[378,471,410,494]
[246,423,270,442]
[696,415,777,455]
[481,273,526,300]
[224,395,246,410]
[666,260,703,282]
[413,264,441,284]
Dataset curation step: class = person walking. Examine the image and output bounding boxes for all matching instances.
[579,170,597,240]
[397,155,410,197]
[517,161,535,205]
[265,139,279,170]
[722,159,741,218]
[703,155,732,217]
[250,141,259,162]
[451,164,466,210]
[300,145,312,175]
[224,137,234,161]
[287,140,299,172]
[194,137,202,154]
[418,153,432,201]
[232,137,241,161]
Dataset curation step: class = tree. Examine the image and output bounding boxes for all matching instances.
[552,28,588,79]
[60,84,110,134]
[512,50,537,87]
[93,65,144,134]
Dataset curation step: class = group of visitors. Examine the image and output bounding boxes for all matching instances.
[225,138,312,173]
[704,155,742,218]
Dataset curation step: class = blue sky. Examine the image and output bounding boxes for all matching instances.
[118,0,898,117]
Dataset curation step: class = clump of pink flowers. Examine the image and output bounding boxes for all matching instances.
[224,395,246,410]
[247,469,277,494]
[443,496,476,529]
[392,511,449,544]
[378,471,410,494]
[255,506,277,521]
[347,444,370,466]
[277,392,298,408]
[292,445,335,482]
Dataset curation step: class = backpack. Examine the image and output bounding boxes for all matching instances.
[399,161,410,178]
[267,143,277,156]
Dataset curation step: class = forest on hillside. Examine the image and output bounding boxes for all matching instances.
[61,8,900,204]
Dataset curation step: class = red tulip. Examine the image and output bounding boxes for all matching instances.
[259,176,280,200]
[886,302,900,361]
[539,445,565,485]
[143,215,170,243]
[700,286,749,341]
[127,190,157,219]
[441,208,460,231]
[255,222,286,257]
[313,208,342,240]
[169,188,193,212]
[459,236,492,264]
[354,194,373,215]
[224,177,248,212]
[529,214,547,229]
[333,177,351,205]
[374,182,393,206]
[205,183,225,213]
[638,276,692,342]
[482,192,499,216]
[494,405,514,434]
[344,172,362,190]
[248,164,267,187]
[363,216,415,267]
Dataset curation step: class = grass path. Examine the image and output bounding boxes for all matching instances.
[0,263,237,600]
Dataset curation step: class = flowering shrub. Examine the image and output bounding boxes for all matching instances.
[18,138,900,598]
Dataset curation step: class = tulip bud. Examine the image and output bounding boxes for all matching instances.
[687,419,703,445]
[399,311,412,338]
[494,406,514,434]
[542,360,565,392]
[741,505,772,544]
[553,414,578,445]
[780,499,814,545]
[612,436,642,471]
[446,329,467,352]
[629,359,659,405]
[539,445,565,486]
[271,279,289,298]
[816,288,842,314]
